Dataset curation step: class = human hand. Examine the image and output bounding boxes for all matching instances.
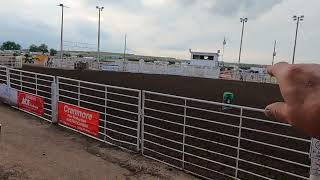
[265,62,320,139]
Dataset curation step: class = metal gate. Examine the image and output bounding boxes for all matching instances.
[141,91,311,180]
[57,76,141,151]
[7,68,56,122]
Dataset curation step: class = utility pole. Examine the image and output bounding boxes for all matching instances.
[123,34,127,62]
[123,34,127,72]
[222,37,226,62]
[292,15,304,64]
[238,18,248,66]
[272,40,277,65]
[96,6,104,68]
[57,4,68,61]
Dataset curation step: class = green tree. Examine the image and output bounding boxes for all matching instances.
[50,48,58,56]
[29,44,39,52]
[38,44,48,54]
[29,44,49,54]
[0,41,21,50]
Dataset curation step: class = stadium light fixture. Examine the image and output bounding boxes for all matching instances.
[238,17,248,65]
[292,15,304,64]
[96,6,104,68]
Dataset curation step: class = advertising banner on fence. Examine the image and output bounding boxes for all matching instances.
[18,92,44,116]
[0,84,18,106]
[58,102,100,137]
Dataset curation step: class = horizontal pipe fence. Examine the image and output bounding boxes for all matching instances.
[7,68,56,122]
[0,56,22,68]
[0,66,7,84]
[0,67,312,179]
[57,76,141,151]
[141,90,311,180]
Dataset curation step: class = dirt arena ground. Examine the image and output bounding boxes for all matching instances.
[0,103,197,180]
[22,65,282,109]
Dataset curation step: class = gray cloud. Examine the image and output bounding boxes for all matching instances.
[0,0,319,64]
[177,0,283,18]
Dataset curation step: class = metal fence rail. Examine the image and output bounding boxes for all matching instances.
[141,91,311,180]
[0,67,313,179]
[0,56,22,68]
[57,76,141,151]
[0,66,7,84]
[8,68,56,122]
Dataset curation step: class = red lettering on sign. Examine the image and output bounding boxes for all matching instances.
[58,102,100,137]
[18,92,44,116]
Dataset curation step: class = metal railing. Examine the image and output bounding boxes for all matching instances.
[7,68,56,122]
[99,61,221,79]
[0,56,22,68]
[141,91,311,180]
[0,66,8,84]
[57,76,141,151]
[0,67,313,179]
[231,71,277,84]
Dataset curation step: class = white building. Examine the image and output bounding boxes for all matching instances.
[189,49,220,67]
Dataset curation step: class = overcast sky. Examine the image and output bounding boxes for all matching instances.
[0,0,319,64]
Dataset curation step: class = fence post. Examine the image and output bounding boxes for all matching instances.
[310,138,320,179]
[19,70,22,91]
[104,86,107,142]
[78,81,80,106]
[18,56,22,68]
[235,107,243,178]
[6,67,10,87]
[51,77,58,123]
[137,90,142,152]
[141,91,145,155]
[182,99,187,169]
[35,74,38,95]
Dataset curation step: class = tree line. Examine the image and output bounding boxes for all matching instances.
[0,41,57,56]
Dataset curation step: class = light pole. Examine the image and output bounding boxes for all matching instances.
[292,15,304,64]
[238,17,248,66]
[123,34,127,71]
[96,6,104,68]
[57,4,68,61]
[222,37,226,62]
[123,34,127,62]
[272,40,277,65]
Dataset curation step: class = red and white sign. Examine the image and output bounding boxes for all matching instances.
[18,92,44,116]
[58,103,100,137]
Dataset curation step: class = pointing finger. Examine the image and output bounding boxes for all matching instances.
[267,62,289,77]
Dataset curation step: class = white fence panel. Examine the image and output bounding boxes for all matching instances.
[57,77,141,151]
[232,71,277,84]
[0,67,312,179]
[7,68,56,122]
[0,66,8,84]
[141,91,311,180]
[0,56,22,68]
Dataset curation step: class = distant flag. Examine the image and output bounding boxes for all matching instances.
[223,37,227,46]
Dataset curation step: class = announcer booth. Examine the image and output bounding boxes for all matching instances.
[189,49,220,67]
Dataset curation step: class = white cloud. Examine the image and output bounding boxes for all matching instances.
[141,0,170,8]
[0,0,319,64]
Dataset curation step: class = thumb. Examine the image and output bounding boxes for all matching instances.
[265,102,290,124]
